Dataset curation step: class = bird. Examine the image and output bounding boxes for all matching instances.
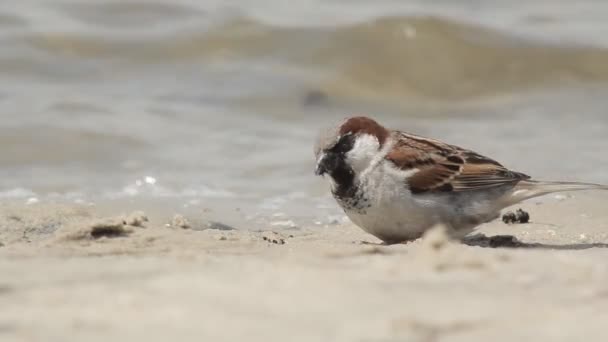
[314,116,608,244]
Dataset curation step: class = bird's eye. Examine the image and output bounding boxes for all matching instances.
[330,133,355,154]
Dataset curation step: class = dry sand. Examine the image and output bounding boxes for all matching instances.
[1,192,608,341]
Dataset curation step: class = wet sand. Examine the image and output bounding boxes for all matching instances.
[1,192,608,341]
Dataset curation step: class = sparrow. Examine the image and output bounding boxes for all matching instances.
[314,116,608,244]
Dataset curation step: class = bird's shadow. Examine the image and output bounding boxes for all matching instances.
[359,234,608,250]
[461,234,608,250]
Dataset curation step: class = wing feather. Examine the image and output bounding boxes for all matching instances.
[385,131,530,193]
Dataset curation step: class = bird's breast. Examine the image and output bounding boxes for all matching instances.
[334,163,440,242]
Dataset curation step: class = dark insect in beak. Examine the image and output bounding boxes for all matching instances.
[315,152,338,176]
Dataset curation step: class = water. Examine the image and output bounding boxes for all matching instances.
[1,0,608,227]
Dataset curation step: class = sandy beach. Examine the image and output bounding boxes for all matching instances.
[2,192,608,342]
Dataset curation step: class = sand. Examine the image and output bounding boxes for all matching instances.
[1,192,608,341]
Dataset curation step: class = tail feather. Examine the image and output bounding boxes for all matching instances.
[507,180,608,205]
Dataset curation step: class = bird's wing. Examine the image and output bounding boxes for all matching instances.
[385,131,530,194]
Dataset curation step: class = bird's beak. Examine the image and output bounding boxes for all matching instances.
[315,152,335,176]
[315,153,327,175]
[315,166,325,177]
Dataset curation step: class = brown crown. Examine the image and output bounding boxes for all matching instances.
[338,116,389,145]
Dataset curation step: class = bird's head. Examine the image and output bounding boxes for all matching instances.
[314,116,389,187]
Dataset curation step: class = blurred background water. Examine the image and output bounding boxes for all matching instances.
[1,0,608,226]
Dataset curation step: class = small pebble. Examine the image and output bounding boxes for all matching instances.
[125,211,148,227]
[502,212,517,224]
[515,209,529,223]
[171,214,191,229]
[502,208,530,224]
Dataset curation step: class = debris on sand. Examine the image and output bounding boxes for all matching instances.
[55,211,148,241]
[166,215,237,231]
[502,208,530,224]
[420,224,451,251]
[414,225,495,272]
[170,214,191,229]
[57,217,134,241]
[124,211,148,227]
[90,219,133,239]
[206,221,237,231]
[261,231,287,245]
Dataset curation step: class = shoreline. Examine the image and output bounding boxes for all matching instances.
[1,192,608,341]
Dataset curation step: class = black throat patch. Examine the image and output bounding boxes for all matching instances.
[329,156,370,213]
[326,134,357,200]
[330,158,356,200]
[324,133,370,212]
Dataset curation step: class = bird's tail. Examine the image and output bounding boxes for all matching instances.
[505,180,608,206]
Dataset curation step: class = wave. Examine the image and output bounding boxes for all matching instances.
[14,15,608,102]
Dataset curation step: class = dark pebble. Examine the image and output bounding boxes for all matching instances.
[502,208,530,224]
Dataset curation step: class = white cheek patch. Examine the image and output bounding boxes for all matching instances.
[345,134,381,174]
